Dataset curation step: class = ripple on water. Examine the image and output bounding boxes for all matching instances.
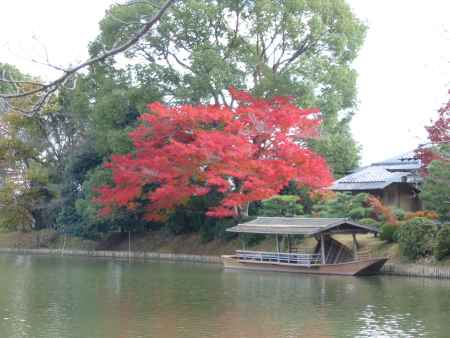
[0,255,449,338]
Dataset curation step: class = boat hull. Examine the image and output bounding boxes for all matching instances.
[221,255,388,276]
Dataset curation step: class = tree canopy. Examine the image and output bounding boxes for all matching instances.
[93,0,366,176]
[96,88,332,220]
[418,90,450,221]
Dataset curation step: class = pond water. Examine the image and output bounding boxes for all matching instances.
[0,254,449,338]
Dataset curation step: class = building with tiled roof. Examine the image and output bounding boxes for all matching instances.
[331,152,422,211]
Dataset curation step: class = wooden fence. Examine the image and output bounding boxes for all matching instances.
[381,263,450,279]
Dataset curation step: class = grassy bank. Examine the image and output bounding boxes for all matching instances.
[0,229,272,256]
[0,229,399,259]
[0,229,448,267]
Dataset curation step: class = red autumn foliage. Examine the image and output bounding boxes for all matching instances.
[416,89,450,171]
[95,87,333,221]
[367,195,397,224]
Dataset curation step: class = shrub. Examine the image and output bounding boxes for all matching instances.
[309,189,336,204]
[405,210,439,221]
[258,195,303,217]
[358,218,378,226]
[380,223,399,243]
[313,192,372,220]
[434,224,450,260]
[348,207,371,220]
[392,208,406,221]
[398,217,437,260]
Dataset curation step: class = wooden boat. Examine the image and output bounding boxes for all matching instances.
[222,217,388,276]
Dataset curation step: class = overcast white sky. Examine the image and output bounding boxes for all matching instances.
[1,0,449,165]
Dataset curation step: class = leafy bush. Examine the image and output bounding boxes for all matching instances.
[348,207,370,220]
[392,208,406,221]
[313,192,372,220]
[434,224,450,260]
[380,223,399,243]
[398,217,437,260]
[358,218,378,226]
[258,195,303,217]
[309,189,336,204]
[405,210,439,221]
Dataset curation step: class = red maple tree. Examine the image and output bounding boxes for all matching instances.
[95,87,333,221]
[416,89,450,171]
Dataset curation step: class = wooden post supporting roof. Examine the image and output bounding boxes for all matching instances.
[352,233,358,260]
[320,233,326,264]
[275,234,280,262]
[240,234,246,250]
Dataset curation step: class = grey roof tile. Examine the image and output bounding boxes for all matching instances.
[227,217,379,235]
[331,152,421,191]
[373,151,420,166]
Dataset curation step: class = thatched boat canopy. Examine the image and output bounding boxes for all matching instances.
[227,217,379,236]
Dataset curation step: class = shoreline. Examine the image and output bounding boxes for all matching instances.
[2,247,450,280]
[0,247,221,264]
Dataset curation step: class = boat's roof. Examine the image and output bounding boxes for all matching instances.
[227,217,379,236]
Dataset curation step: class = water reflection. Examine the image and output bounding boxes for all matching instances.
[0,255,449,338]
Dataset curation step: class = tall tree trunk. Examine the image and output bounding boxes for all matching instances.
[239,202,249,218]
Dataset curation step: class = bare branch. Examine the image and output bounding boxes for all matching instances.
[166,50,193,71]
[0,0,176,115]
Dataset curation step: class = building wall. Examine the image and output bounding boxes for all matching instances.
[380,183,421,212]
[342,184,422,212]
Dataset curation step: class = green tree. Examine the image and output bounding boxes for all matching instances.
[434,223,450,260]
[420,160,450,221]
[58,69,163,235]
[310,123,361,177]
[0,181,35,231]
[0,63,32,102]
[92,0,366,175]
[258,195,304,217]
[0,64,62,229]
[88,71,162,157]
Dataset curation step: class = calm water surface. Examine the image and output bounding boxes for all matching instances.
[0,254,449,338]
